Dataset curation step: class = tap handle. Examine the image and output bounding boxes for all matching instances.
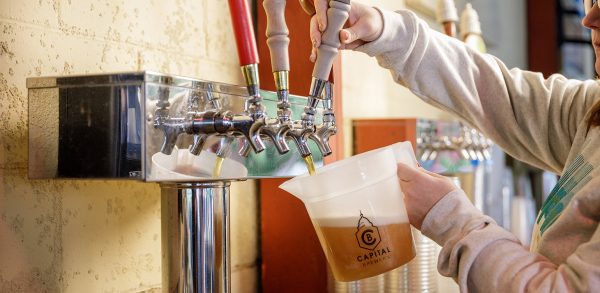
[312,0,350,81]
[263,0,290,72]
[436,0,458,37]
[228,0,259,66]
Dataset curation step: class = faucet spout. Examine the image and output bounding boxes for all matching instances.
[287,122,315,158]
[261,120,291,154]
[310,121,336,157]
[231,114,267,153]
[154,114,185,155]
[189,134,209,156]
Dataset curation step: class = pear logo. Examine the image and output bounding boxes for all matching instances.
[355,212,381,250]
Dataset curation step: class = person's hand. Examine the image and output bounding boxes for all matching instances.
[397,163,458,229]
[309,0,384,62]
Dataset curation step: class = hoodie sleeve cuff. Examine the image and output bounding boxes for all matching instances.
[421,189,496,246]
[355,8,418,59]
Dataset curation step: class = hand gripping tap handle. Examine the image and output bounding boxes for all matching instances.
[310,0,350,97]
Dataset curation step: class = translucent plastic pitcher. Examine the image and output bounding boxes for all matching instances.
[279,142,418,282]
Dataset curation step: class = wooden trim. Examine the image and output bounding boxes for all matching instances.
[324,54,344,165]
[527,0,559,76]
[352,119,417,154]
[257,0,344,291]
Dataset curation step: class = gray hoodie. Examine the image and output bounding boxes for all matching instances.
[357,9,600,292]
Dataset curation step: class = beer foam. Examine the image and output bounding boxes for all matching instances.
[314,216,409,227]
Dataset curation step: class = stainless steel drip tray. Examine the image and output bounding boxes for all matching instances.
[27,71,324,182]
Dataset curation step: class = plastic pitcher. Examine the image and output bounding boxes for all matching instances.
[279,142,418,282]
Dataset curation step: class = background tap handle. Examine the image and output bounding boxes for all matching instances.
[228,0,259,66]
[263,0,290,72]
[313,0,350,81]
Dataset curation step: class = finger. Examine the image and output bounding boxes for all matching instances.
[340,15,376,45]
[396,162,423,181]
[340,28,356,45]
[314,0,329,31]
[309,16,321,48]
[310,46,317,62]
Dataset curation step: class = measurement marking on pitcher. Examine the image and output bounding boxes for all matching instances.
[213,156,225,178]
[303,154,316,176]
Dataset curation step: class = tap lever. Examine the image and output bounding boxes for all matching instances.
[308,78,328,98]
[310,82,337,156]
[228,0,265,120]
[228,0,259,66]
[263,0,292,124]
[263,0,290,73]
[312,0,351,82]
[241,64,264,118]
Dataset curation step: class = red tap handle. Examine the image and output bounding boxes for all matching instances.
[228,0,260,66]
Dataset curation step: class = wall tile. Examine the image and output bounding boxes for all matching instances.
[0,0,258,291]
[231,266,258,293]
[230,180,258,268]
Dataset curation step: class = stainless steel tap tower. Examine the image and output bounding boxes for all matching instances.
[27,71,334,292]
[27,0,350,292]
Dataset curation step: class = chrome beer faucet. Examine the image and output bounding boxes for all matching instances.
[300,0,349,157]
[153,88,266,156]
[259,82,292,154]
[259,0,349,159]
[154,87,185,155]
[260,0,293,155]
[284,78,330,158]
[188,86,220,156]
[309,82,337,156]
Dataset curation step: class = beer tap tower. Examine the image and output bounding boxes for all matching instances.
[27,0,349,292]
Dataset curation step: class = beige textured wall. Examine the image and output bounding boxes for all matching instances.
[0,0,258,292]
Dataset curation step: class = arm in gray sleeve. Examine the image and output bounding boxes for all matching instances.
[356,9,600,173]
[421,190,600,292]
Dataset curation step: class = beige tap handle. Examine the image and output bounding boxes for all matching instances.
[313,0,350,81]
[263,0,290,72]
[436,0,458,37]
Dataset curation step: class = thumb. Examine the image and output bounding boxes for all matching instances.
[340,11,380,45]
[396,162,422,182]
[340,28,358,44]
